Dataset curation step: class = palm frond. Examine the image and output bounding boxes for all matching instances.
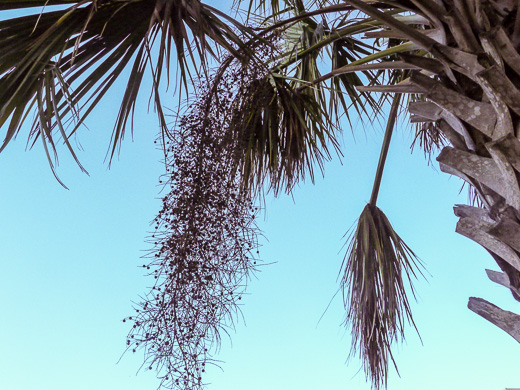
[410,121,448,163]
[330,36,381,124]
[266,5,414,127]
[228,65,339,194]
[341,203,423,389]
[0,0,254,169]
[340,92,424,389]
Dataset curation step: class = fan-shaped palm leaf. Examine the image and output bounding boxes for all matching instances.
[229,70,338,193]
[0,0,254,177]
[341,202,423,389]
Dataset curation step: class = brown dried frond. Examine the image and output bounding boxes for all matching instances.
[411,122,448,163]
[341,204,424,389]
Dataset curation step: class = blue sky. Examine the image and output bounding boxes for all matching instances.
[0,2,519,390]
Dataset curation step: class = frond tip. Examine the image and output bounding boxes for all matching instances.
[340,204,424,389]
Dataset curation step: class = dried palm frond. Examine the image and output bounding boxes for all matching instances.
[341,93,424,389]
[340,203,423,389]
[411,122,448,163]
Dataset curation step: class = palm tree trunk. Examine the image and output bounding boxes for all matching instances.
[408,0,520,340]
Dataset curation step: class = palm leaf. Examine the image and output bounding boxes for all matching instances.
[341,203,423,389]
[264,4,414,128]
[0,0,254,170]
[341,93,424,389]
[228,68,338,193]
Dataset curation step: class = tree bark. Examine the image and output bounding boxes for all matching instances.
[468,297,520,343]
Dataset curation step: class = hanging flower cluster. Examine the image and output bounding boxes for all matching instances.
[124,57,267,389]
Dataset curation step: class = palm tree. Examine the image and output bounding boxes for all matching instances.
[333,0,520,338]
[188,0,520,388]
[2,1,520,389]
[244,0,520,388]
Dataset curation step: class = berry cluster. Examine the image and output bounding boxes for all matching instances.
[125,56,266,389]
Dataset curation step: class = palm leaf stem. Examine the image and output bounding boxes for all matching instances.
[295,50,418,93]
[340,0,438,51]
[369,92,401,206]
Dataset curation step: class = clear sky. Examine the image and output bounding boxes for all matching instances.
[0,3,518,390]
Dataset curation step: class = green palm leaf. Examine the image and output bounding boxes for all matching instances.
[230,70,338,193]
[0,0,254,173]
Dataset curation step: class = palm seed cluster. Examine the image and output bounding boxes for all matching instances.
[123,56,272,389]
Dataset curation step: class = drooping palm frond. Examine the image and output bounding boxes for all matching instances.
[410,121,448,162]
[341,203,423,389]
[0,0,254,176]
[229,70,338,193]
[340,92,424,389]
